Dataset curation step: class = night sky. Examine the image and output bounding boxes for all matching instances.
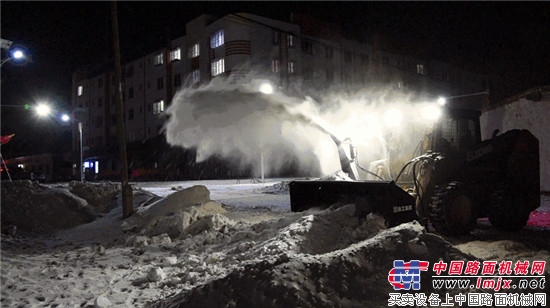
[1,1,549,157]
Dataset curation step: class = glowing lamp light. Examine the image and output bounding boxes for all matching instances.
[7,46,27,64]
[35,103,52,117]
[11,49,24,60]
[437,97,447,106]
[61,113,71,122]
[421,105,442,121]
[383,108,403,127]
[259,83,273,95]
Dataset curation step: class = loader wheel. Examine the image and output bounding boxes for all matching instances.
[488,189,531,231]
[429,182,477,236]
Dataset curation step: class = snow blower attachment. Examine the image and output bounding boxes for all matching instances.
[289,180,417,227]
[289,132,417,227]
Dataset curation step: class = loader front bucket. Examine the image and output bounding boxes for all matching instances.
[289,180,417,227]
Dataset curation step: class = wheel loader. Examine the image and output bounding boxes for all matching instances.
[289,106,540,235]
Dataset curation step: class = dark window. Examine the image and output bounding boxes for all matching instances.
[302,40,313,55]
[157,78,164,90]
[126,66,134,78]
[95,116,103,128]
[326,69,334,82]
[325,46,334,58]
[174,74,182,87]
[272,31,280,44]
[128,109,134,120]
[303,67,313,80]
[345,51,352,63]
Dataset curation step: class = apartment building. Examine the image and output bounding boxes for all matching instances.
[70,12,489,180]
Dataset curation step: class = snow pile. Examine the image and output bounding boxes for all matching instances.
[123,185,233,238]
[114,186,474,307]
[68,181,121,213]
[4,182,546,307]
[1,180,98,234]
[258,181,291,194]
[153,220,471,308]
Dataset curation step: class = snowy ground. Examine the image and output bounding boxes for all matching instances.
[1,179,549,307]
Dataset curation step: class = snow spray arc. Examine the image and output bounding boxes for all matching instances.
[163,74,429,178]
[163,76,348,177]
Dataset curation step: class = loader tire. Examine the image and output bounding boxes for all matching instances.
[429,181,476,236]
[488,189,531,231]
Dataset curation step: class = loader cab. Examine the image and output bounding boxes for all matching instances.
[430,108,481,155]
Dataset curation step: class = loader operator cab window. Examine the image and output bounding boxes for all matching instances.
[436,118,478,153]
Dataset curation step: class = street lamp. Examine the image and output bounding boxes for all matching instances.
[35,103,52,117]
[1,38,28,67]
[259,83,274,95]
[437,90,490,105]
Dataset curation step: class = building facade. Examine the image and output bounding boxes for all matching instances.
[70,12,490,180]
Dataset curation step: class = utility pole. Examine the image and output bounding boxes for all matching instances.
[111,1,133,218]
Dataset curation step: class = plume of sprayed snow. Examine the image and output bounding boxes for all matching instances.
[164,74,436,178]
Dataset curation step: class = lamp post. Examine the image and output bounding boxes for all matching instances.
[78,122,83,183]
[258,81,274,182]
[60,111,84,183]
[35,103,85,183]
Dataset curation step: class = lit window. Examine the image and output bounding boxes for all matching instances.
[287,35,294,47]
[153,53,164,66]
[271,59,280,73]
[211,58,225,76]
[288,61,295,74]
[417,64,425,75]
[170,47,181,62]
[192,69,200,83]
[77,85,84,96]
[189,43,200,58]
[210,30,225,48]
[153,100,165,115]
